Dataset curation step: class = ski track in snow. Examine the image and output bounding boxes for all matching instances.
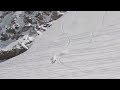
[1,11,120,79]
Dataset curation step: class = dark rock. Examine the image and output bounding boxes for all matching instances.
[0,33,10,41]
[0,48,27,60]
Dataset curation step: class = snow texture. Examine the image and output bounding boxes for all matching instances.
[0,11,120,79]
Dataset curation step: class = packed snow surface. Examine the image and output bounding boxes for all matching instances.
[0,11,120,79]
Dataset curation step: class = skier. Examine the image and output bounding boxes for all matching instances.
[51,54,57,63]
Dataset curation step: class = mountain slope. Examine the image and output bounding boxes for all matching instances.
[0,11,65,60]
[0,11,120,79]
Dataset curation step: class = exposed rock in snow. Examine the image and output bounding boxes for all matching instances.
[0,11,65,60]
[0,11,120,79]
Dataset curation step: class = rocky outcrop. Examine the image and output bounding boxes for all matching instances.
[0,48,27,60]
[0,11,66,60]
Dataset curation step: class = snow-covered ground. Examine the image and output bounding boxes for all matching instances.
[1,11,120,79]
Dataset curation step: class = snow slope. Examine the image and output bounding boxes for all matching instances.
[1,11,120,79]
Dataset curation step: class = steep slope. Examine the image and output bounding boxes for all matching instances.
[0,11,65,60]
[0,11,120,79]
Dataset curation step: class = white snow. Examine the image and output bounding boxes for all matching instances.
[1,11,120,79]
[1,35,34,51]
[34,28,43,35]
[20,42,28,50]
